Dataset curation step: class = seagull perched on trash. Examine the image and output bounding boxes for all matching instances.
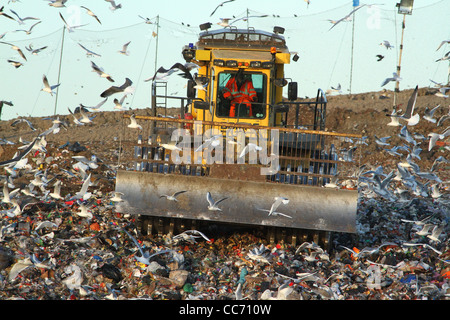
[41,74,60,96]
[206,191,228,211]
[173,230,210,243]
[258,196,292,218]
[160,190,187,202]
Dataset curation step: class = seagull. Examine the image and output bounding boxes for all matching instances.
[11,118,36,131]
[393,85,420,126]
[401,242,442,255]
[380,40,394,49]
[437,106,450,126]
[127,114,142,130]
[68,107,85,126]
[436,40,450,51]
[41,74,60,96]
[387,108,401,126]
[91,61,114,82]
[100,78,133,98]
[381,72,401,87]
[374,135,390,146]
[160,190,187,201]
[436,50,450,62]
[427,225,445,242]
[431,155,449,172]
[48,0,67,8]
[105,0,122,11]
[328,5,366,31]
[195,135,222,152]
[25,44,47,55]
[0,6,15,21]
[81,6,101,24]
[138,15,152,24]
[258,196,291,218]
[160,142,182,151]
[9,9,39,25]
[239,142,262,158]
[49,180,63,200]
[428,132,445,151]
[118,41,131,55]
[72,155,99,169]
[217,18,231,28]
[0,41,27,61]
[173,230,210,243]
[78,43,101,57]
[324,173,339,188]
[59,12,88,32]
[423,104,441,123]
[73,173,92,201]
[82,98,108,112]
[430,184,442,199]
[7,59,23,68]
[415,223,435,236]
[75,202,93,219]
[15,21,41,35]
[109,191,124,202]
[210,0,235,17]
[376,54,384,61]
[435,86,450,98]
[113,96,128,111]
[206,191,228,211]
[147,62,199,82]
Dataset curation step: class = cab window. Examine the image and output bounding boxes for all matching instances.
[215,71,266,119]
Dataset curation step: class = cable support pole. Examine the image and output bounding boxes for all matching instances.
[54,26,65,116]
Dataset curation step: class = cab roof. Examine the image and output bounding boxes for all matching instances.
[197,28,288,52]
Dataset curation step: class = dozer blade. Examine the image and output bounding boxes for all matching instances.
[115,170,357,233]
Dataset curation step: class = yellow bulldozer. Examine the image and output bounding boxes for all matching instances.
[115,25,362,247]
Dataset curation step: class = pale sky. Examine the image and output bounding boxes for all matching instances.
[0,0,448,120]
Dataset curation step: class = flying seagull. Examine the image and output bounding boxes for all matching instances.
[160,190,187,201]
[328,5,366,31]
[0,6,15,21]
[210,0,235,17]
[91,61,114,82]
[59,12,88,32]
[381,72,401,87]
[258,196,292,218]
[100,78,133,98]
[48,0,67,8]
[392,85,419,126]
[376,54,384,61]
[380,40,394,49]
[105,0,122,11]
[15,21,41,35]
[78,43,101,57]
[7,59,23,68]
[0,41,27,61]
[127,113,142,130]
[81,6,101,24]
[118,41,131,55]
[25,44,47,55]
[41,75,60,96]
[9,9,39,25]
[206,192,228,211]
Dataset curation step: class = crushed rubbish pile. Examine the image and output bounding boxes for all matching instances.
[0,133,449,300]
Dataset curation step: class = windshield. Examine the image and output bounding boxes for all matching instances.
[216,71,266,119]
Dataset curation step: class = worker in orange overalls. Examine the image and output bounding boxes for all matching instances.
[223,70,257,117]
